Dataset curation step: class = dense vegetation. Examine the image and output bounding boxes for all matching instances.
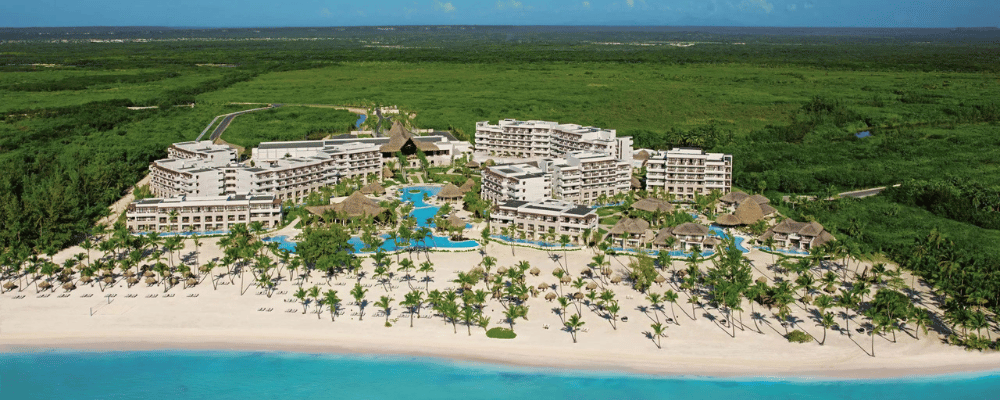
[222,106,359,149]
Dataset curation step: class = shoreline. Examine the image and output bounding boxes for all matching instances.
[3,336,999,380]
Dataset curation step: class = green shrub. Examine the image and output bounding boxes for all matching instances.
[786,330,812,343]
[486,327,517,339]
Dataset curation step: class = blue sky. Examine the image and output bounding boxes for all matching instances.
[3,0,998,28]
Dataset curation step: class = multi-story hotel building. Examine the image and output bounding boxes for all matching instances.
[167,141,238,165]
[126,193,282,233]
[150,142,383,202]
[481,163,551,204]
[490,199,598,245]
[645,148,733,201]
[474,119,633,161]
[542,151,631,204]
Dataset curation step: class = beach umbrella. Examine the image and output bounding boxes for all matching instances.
[544,293,557,301]
[186,278,198,287]
[103,277,113,284]
[145,277,157,285]
[800,295,813,305]
[573,292,585,300]
[124,270,136,278]
[560,275,571,284]
[497,266,508,275]
[586,282,598,290]
[127,277,140,285]
[58,274,72,283]
[611,275,622,284]
[756,277,768,284]
[537,283,549,290]
[462,283,473,290]
[170,277,180,285]
[3,282,16,290]
[602,267,612,277]
[80,276,93,283]
[654,275,666,284]
[39,281,52,290]
[581,269,593,278]
[62,283,76,291]
[143,271,156,278]
[530,267,541,276]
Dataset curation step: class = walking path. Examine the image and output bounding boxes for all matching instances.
[196,105,280,142]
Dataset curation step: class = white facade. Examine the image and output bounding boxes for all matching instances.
[645,148,732,201]
[167,141,237,166]
[126,193,282,233]
[253,134,472,167]
[474,119,632,161]
[490,199,598,244]
[151,142,383,202]
[542,151,631,205]
[481,163,551,204]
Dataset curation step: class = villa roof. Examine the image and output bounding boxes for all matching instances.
[759,203,777,216]
[703,237,722,246]
[813,230,836,247]
[466,160,480,168]
[459,179,475,193]
[631,176,643,189]
[442,213,466,230]
[715,214,742,226]
[748,194,771,205]
[651,228,675,245]
[379,121,439,153]
[633,150,650,160]
[309,191,385,218]
[609,217,650,235]
[672,222,709,237]
[769,219,826,237]
[437,183,464,199]
[719,191,750,204]
[359,182,386,196]
[734,200,765,225]
[631,197,673,213]
[382,166,394,178]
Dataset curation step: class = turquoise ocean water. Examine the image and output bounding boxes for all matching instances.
[1,350,998,400]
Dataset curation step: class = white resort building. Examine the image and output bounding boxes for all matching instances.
[645,148,733,201]
[490,199,598,244]
[167,141,238,164]
[543,151,631,204]
[481,163,551,204]
[474,119,632,161]
[126,193,282,233]
[150,142,383,202]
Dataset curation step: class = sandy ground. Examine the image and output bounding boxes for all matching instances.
[3,235,999,379]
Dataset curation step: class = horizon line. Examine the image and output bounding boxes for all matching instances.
[3,24,999,30]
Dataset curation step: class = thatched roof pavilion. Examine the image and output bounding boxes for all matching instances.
[459,179,475,194]
[631,198,673,213]
[672,222,710,237]
[437,183,464,200]
[382,166,394,178]
[440,213,466,230]
[715,214,742,226]
[359,182,386,196]
[379,121,440,153]
[631,177,643,190]
[650,228,675,247]
[307,191,386,219]
[608,217,650,235]
[734,200,765,225]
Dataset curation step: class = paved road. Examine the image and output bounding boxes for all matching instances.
[195,104,281,142]
[837,184,900,199]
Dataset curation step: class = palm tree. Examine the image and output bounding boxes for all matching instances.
[911,308,931,340]
[375,295,394,326]
[664,290,680,325]
[650,322,666,349]
[559,234,571,270]
[191,234,203,277]
[401,290,424,327]
[646,292,664,324]
[687,295,700,320]
[819,312,835,345]
[565,313,585,343]
[308,286,322,318]
[418,260,434,291]
[323,290,341,321]
[351,283,368,321]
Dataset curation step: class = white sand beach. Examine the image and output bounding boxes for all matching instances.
[2,237,998,379]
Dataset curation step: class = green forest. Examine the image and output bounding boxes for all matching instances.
[1,29,998,324]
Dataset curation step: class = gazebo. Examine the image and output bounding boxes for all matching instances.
[631,198,674,213]
[360,181,386,196]
[306,191,387,223]
[437,183,464,202]
[734,199,765,225]
[459,179,475,194]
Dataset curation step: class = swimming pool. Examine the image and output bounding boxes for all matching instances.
[709,226,751,253]
[610,247,714,258]
[757,246,810,256]
[490,235,571,248]
[262,235,297,252]
[136,230,229,237]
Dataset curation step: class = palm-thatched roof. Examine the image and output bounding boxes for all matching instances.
[382,166,394,178]
[734,200,765,225]
[703,237,722,247]
[379,121,439,153]
[759,203,777,216]
[308,191,386,219]
[631,176,642,189]
[466,160,480,168]
[633,150,651,160]
[715,214,742,226]
[719,191,750,204]
[442,213,466,230]
[437,183,464,200]
[651,228,675,246]
[749,194,770,205]
[608,217,650,235]
[672,222,709,237]
[359,181,386,196]
[631,197,673,213]
[459,179,475,193]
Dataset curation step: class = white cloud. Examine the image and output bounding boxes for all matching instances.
[626,0,635,7]
[496,0,523,10]
[582,1,590,7]
[738,0,773,13]
[435,1,456,12]
[320,8,332,16]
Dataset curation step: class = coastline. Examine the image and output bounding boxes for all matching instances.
[4,335,999,380]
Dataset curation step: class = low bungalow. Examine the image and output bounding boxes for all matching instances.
[759,219,835,251]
